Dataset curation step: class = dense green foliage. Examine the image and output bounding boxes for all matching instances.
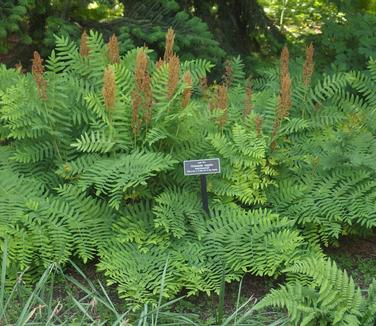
[315,12,376,71]
[267,59,376,244]
[0,31,295,307]
[2,0,375,74]
[0,0,224,68]
[1,25,376,324]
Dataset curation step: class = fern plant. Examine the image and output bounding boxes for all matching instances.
[256,258,376,326]
[1,27,375,313]
[98,203,322,308]
[257,47,376,245]
[0,29,283,306]
[0,164,112,276]
[207,122,277,205]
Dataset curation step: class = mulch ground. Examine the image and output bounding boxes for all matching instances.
[325,230,376,258]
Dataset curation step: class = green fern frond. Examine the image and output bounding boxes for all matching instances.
[71,131,116,153]
[180,58,213,82]
[257,258,364,326]
[269,169,376,245]
[55,184,113,262]
[97,242,179,310]
[208,123,275,205]
[113,201,169,251]
[76,151,177,209]
[205,207,310,276]
[361,279,376,325]
[153,187,206,239]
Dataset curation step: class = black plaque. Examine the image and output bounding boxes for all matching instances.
[183,158,221,176]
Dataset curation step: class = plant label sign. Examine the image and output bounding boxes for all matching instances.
[183,158,221,176]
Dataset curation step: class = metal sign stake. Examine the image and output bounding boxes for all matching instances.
[183,158,221,217]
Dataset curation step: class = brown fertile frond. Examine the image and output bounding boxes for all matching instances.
[270,121,280,151]
[167,54,180,99]
[255,115,263,137]
[134,49,153,127]
[223,60,233,87]
[271,74,292,150]
[280,46,289,83]
[303,43,314,87]
[217,85,228,110]
[32,51,47,100]
[279,73,292,119]
[243,79,253,119]
[182,71,192,108]
[271,47,292,151]
[80,31,89,57]
[135,50,148,90]
[217,85,228,128]
[279,46,292,116]
[102,66,116,111]
[107,34,120,64]
[32,51,44,77]
[156,58,164,70]
[164,27,175,62]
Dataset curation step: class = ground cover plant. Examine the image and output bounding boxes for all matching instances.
[1,27,376,325]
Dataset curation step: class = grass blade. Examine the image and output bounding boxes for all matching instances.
[0,237,8,319]
[16,264,55,326]
[234,277,243,325]
[154,256,169,326]
[70,294,95,322]
[98,279,119,315]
